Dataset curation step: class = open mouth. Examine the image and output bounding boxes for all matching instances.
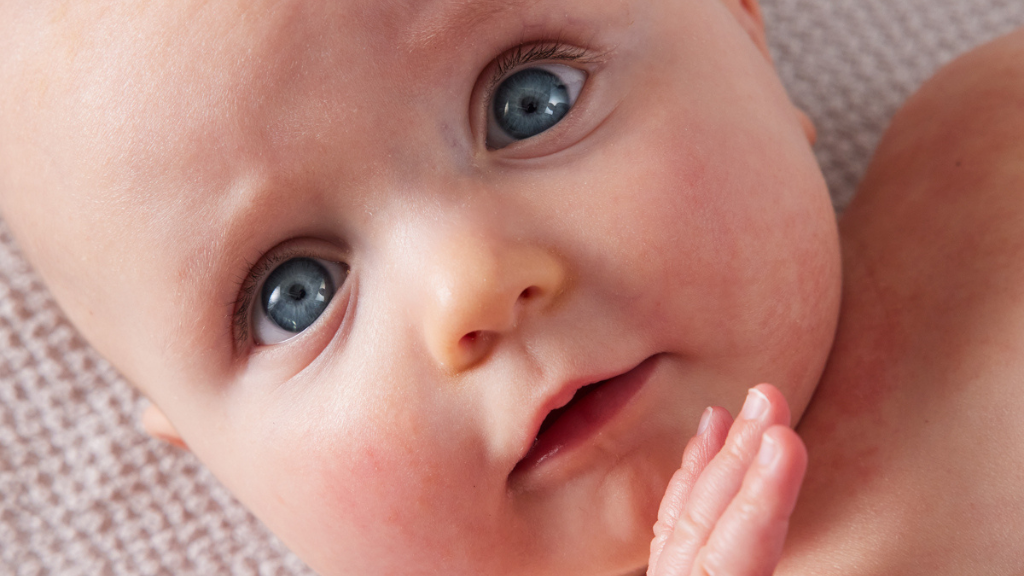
[512,355,659,475]
[536,379,604,437]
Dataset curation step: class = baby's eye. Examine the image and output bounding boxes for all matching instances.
[254,257,349,345]
[487,64,587,149]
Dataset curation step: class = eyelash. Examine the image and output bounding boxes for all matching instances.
[488,42,591,92]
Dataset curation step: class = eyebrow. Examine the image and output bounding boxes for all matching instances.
[401,0,539,50]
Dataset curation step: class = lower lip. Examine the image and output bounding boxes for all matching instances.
[512,355,659,475]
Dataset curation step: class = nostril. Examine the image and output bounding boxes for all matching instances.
[457,330,496,365]
[460,331,481,348]
[519,286,538,301]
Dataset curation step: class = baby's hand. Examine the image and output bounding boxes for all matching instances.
[647,384,807,576]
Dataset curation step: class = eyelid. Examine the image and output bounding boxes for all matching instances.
[478,41,601,153]
[232,241,349,349]
[487,42,591,93]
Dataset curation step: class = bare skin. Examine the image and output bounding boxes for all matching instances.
[0,1,839,574]
[639,26,1024,576]
[781,27,1024,575]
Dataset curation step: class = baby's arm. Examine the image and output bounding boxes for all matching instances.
[647,385,807,576]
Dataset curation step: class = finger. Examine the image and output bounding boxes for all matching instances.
[649,407,732,574]
[691,426,807,576]
[651,384,791,576]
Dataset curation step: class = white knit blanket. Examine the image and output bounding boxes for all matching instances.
[3,1,1023,574]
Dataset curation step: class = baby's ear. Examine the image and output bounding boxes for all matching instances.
[796,107,818,145]
[142,403,189,450]
[722,0,772,63]
[722,0,818,145]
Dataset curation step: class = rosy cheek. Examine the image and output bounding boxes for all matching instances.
[260,422,479,572]
[311,434,415,520]
[253,436,422,571]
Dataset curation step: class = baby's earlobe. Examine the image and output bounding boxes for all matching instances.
[142,403,189,450]
[795,107,818,145]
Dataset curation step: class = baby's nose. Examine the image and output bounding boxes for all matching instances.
[421,232,565,373]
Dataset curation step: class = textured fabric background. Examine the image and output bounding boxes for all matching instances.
[2,2,1024,574]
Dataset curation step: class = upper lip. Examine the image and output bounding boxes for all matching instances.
[511,357,647,472]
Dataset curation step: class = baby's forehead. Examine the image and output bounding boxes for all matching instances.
[14,0,626,182]
[6,0,641,233]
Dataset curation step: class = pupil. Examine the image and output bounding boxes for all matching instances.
[261,258,336,334]
[493,68,571,140]
[287,284,307,301]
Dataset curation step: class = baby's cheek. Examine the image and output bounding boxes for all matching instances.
[254,434,427,572]
[255,416,500,575]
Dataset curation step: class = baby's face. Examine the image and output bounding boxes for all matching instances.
[0,0,840,574]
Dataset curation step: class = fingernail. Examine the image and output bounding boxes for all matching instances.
[740,387,769,421]
[757,434,779,468]
[696,407,713,435]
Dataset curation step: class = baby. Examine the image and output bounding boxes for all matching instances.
[1,0,1022,574]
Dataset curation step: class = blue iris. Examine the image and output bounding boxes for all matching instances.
[492,68,572,140]
[261,258,335,333]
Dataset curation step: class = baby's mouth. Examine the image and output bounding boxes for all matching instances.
[535,380,604,437]
[512,355,659,475]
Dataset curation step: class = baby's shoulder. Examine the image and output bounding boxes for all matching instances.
[843,26,1024,316]
[898,25,1024,164]
[780,28,1024,576]
[857,26,1024,204]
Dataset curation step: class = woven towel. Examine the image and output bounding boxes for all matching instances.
[3,1,1024,574]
